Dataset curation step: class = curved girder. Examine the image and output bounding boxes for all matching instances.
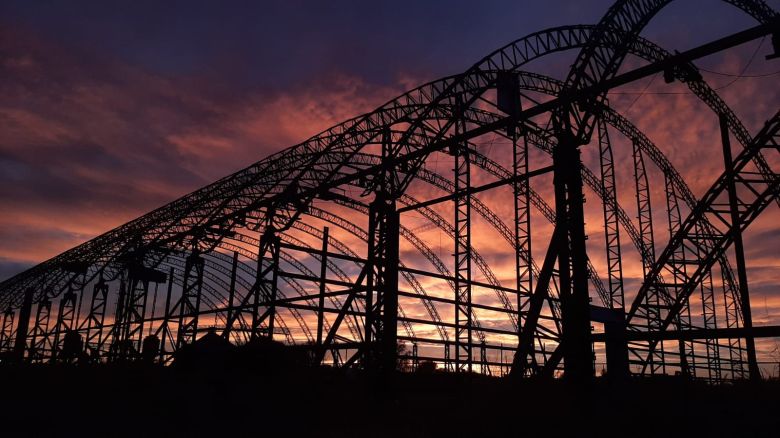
[4,12,774,309]
[1,1,776,376]
[628,110,780,370]
[0,28,649,299]
[0,93,736,356]
[557,0,775,141]
[0,90,752,356]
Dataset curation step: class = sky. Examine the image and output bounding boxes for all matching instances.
[1,0,780,369]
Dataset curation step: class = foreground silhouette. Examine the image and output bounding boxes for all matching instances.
[1,357,778,437]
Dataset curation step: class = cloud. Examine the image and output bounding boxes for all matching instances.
[0,257,32,283]
[0,26,407,277]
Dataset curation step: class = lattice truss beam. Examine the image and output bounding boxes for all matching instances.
[0,0,778,380]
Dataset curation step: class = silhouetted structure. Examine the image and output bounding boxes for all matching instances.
[0,0,779,385]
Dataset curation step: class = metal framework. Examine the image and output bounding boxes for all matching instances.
[1,0,779,383]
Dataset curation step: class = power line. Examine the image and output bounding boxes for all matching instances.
[611,36,771,96]
[698,67,780,78]
[622,73,658,112]
[708,36,766,91]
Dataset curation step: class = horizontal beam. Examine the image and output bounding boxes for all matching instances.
[397,165,553,213]
[398,335,526,351]
[279,241,366,265]
[397,290,554,322]
[401,353,512,369]
[398,266,526,296]
[592,325,780,342]
[277,271,359,289]
[399,315,557,339]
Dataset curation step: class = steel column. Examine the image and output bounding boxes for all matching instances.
[83,279,108,357]
[0,308,14,351]
[12,288,34,360]
[316,227,330,350]
[177,252,204,347]
[720,114,760,380]
[597,119,624,309]
[453,104,473,373]
[554,130,593,380]
[663,176,696,377]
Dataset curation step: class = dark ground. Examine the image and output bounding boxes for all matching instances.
[0,364,778,438]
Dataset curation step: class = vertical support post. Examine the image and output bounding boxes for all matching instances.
[13,288,34,361]
[720,115,760,380]
[109,272,127,361]
[499,71,530,358]
[444,340,452,371]
[364,127,400,373]
[554,130,593,381]
[364,196,400,371]
[51,290,77,362]
[698,257,721,381]
[268,235,280,340]
[29,296,52,362]
[0,308,14,351]
[251,246,262,339]
[84,278,108,358]
[177,252,204,347]
[224,251,239,340]
[597,119,624,309]
[316,227,330,350]
[453,99,472,373]
[480,341,491,376]
[513,121,533,325]
[73,276,87,332]
[664,176,695,377]
[721,267,746,379]
[382,208,400,373]
[148,282,159,337]
[500,345,505,376]
[364,208,376,363]
[159,267,175,363]
[633,140,664,374]
[124,271,151,353]
[252,227,279,340]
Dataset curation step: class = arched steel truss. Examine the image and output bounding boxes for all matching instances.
[1,0,778,381]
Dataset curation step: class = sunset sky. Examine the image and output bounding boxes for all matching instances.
[1,0,780,368]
